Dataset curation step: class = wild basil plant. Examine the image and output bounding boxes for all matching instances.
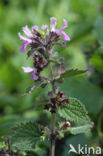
[5,17,92,156]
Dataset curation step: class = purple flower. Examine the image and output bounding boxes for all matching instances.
[20,41,30,52]
[58,19,67,34]
[22,67,38,80]
[61,31,70,41]
[18,17,70,54]
[50,17,57,32]
[50,17,70,42]
[42,24,48,30]
[32,25,38,32]
[22,25,33,37]
[19,17,71,82]
[18,32,32,43]
[18,25,33,52]
[33,51,38,55]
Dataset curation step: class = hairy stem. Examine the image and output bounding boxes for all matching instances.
[50,113,55,156]
[49,63,56,156]
[50,138,55,156]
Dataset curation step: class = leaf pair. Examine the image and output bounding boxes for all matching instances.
[8,98,93,152]
[23,69,87,96]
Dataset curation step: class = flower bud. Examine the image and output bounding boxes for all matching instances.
[60,121,71,130]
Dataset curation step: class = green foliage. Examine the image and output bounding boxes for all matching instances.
[58,97,93,136]
[90,47,103,73]
[60,134,89,156]
[0,0,103,155]
[0,142,8,151]
[70,124,93,135]
[94,16,103,43]
[0,61,22,91]
[59,78,103,115]
[24,80,50,95]
[25,85,35,95]
[56,69,87,79]
[0,116,22,137]
[70,21,93,42]
[58,97,90,122]
[8,121,42,151]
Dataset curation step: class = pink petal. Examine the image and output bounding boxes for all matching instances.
[50,17,57,32]
[22,67,38,80]
[42,24,48,30]
[33,51,38,55]
[62,19,68,29]
[58,19,68,34]
[32,25,38,32]
[30,71,38,80]
[61,31,71,42]
[18,32,32,43]
[22,67,35,73]
[20,41,29,52]
[22,25,33,37]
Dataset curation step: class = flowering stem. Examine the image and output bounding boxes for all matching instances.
[49,62,56,156]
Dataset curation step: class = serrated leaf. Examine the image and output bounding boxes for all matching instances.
[8,121,42,151]
[58,97,90,122]
[70,124,93,135]
[0,116,22,137]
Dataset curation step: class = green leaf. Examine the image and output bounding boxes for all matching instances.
[24,80,50,96]
[25,85,35,95]
[49,59,61,65]
[56,69,87,79]
[58,78,103,115]
[90,47,103,73]
[58,97,90,122]
[8,121,42,151]
[93,16,103,42]
[0,116,22,137]
[23,83,40,96]
[70,124,93,135]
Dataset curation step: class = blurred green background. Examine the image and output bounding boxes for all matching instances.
[0,0,103,155]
